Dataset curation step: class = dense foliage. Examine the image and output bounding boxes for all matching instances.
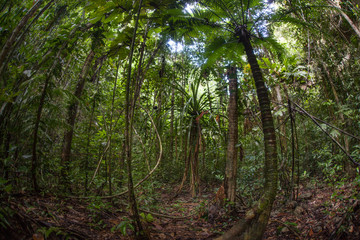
[1,0,359,239]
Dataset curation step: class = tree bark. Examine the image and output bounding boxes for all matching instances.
[224,66,238,203]
[218,28,278,240]
[241,31,278,240]
[60,50,95,190]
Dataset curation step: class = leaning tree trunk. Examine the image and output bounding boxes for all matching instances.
[218,27,278,240]
[0,0,45,83]
[60,50,95,191]
[224,66,238,203]
[31,48,65,192]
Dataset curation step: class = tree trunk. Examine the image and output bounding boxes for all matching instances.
[124,0,148,238]
[60,50,95,190]
[84,95,96,194]
[31,75,50,192]
[0,0,45,83]
[328,0,360,39]
[274,85,287,159]
[107,57,121,195]
[3,0,55,78]
[176,130,189,196]
[170,87,175,161]
[189,119,201,197]
[224,66,238,203]
[31,47,64,192]
[241,31,278,240]
[321,61,354,176]
[288,99,296,201]
[218,28,278,240]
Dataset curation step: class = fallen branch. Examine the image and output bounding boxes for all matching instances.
[272,219,303,240]
[139,208,197,219]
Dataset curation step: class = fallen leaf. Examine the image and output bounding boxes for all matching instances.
[309,228,314,237]
[32,233,44,240]
[153,223,163,231]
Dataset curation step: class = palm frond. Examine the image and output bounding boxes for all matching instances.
[257,36,286,61]
[203,36,245,68]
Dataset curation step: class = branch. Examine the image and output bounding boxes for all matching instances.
[291,100,360,167]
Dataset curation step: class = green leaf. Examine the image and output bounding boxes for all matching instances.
[146,213,154,222]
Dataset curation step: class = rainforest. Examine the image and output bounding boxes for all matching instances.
[1,0,360,239]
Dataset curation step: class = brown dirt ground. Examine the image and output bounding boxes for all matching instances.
[1,181,360,239]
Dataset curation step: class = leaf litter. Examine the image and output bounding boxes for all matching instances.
[1,181,360,239]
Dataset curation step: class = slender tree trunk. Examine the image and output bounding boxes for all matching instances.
[31,75,50,192]
[224,66,238,203]
[3,133,11,180]
[170,87,175,161]
[273,85,290,196]
[4,0,55,76]
[328,0,360,39]
[84,96,96,194]
[274,85,287,159]
[321,62,354,175]
[189,119,201,197]
[119,140,126,187]
[107,57,121,195]
[31,47,65,192]
[60,50,95,190]
[218,28,278,240]
[288,99,296,201]
[176,130,189,196]
[84,64,102,194]
[124,0,148,238]
[0,0,45,82]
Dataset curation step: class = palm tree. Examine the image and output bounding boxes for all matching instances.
[169,0,279,238]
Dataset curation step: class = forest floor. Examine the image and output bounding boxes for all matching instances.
[1,179,360,240]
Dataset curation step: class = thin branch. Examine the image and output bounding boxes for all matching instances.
[133,126,150,172]
[291,100,360,167]
[241,0,245,24]
[198,1,229,25]
[88,138,111,187]
[217,0,240,26]
[296,109,360,141]
[71,104,163,199]
[271,100,360,141]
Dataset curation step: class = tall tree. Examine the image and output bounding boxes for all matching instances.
[60,50,95,190]
[174,1,279,238]
[224,66,238,203]
[124,0,148,238]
